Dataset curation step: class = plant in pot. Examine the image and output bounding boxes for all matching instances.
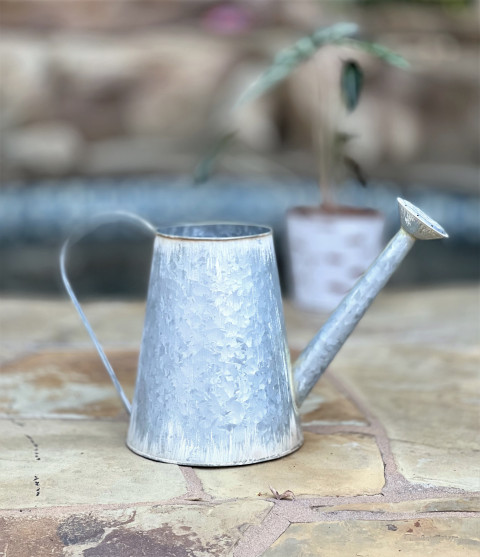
[195,23,408,311]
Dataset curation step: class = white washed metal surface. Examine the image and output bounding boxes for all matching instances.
[127,224,303,465]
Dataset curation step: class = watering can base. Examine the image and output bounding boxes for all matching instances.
[125,438,304,467]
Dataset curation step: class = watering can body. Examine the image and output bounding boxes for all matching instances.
[60,199,447,466]
[129,224,302,465]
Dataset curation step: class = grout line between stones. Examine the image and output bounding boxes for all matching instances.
[231,494,480,557]
[309,370,477,502]
[233,504,290,557]
[324,368,411,495]
[277,503,480,524]
[2,491,477,516]
[178,466,213,502]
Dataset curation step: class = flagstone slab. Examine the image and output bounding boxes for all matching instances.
[334,343,480,490]
[263,517,480,557]
[357,285,480,350]
[390,439,480,492]
[51,301,146,346]
[0,347,29,366]
[284,285,480,351]
[0,350,136,418]
[0,298,145,346]
[197,432,384,499]
[299,374,367,427]
[0,298,76,345]
[0,420,186,508]
[1,500,272,557]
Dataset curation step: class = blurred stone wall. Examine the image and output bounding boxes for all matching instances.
[0,1,478,190]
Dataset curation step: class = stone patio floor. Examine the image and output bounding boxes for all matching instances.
[0,285,479,556]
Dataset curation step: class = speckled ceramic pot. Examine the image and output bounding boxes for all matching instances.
[286,206,386,312]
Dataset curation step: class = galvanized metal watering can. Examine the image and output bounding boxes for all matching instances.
[61,198,447,466]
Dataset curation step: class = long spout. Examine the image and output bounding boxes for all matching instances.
[293,198,448,407]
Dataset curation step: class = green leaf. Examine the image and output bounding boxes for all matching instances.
[235,22,359,107]
[193,131,237,184]
[310,22,359,46]
[336,38,409,69]
[234,26,408,111]
[341,60,363,112]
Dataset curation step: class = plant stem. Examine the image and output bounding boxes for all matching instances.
[312,52,334,210]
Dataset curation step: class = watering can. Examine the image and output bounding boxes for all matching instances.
[60,198,447,466]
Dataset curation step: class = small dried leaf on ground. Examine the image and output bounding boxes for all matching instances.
[269,485,295,500]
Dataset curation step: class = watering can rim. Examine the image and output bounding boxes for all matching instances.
[155,222,273,241]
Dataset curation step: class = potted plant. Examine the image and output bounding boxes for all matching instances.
[284,46,387,312]
[195,23,408,311]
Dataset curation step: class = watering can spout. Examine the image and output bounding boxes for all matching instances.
[292,198,448,407]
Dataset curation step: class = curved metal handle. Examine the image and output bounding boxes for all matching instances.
[60,211,157,414]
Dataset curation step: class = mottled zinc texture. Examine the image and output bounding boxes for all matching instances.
[128,224,303,466]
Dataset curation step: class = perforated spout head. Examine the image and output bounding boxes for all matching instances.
[398,198,449,240]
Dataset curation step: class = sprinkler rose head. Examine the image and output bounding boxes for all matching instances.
[398,198,449,241]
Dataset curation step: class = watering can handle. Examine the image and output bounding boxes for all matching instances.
[60,211,157,415]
